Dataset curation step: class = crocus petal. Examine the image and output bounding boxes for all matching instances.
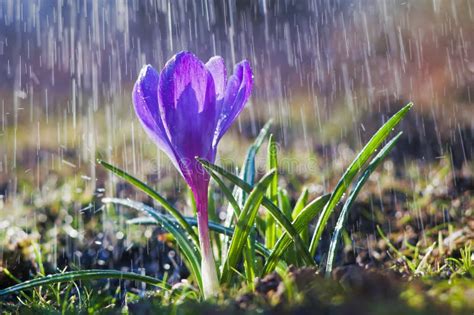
[132,65,179,168]
[157,51,217,187]
[205,56,226,100]
[213,60,253,146]
[133,53,253,299]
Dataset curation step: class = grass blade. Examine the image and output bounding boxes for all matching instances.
[415,242,436,275]
[198,158,315,267]
[207,158,248,275]
[309,102,413,255]
[225,120,272,225]
[208,168,241,218]
[262,194,330,274]
[292,188,309,220]
[377,225,417,271]
[221,170,276,284]
[208,190,223,263]
[243,233,257,290]
[102,198,203,292]
[241,120,273,186]
[221,121,272,288]
[126,217,273,259]
[292,188,310,243]
[0,270,170,297]
[265,134,279,249]
[278,189,292,219]
[97,159,199,247]
[325,132,402,276]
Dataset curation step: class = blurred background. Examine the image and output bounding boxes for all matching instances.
[1,0,473,190]
[0,0,472,284]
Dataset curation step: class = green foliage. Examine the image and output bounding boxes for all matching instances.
[265,134,279,249]
[262,193,330,274]
[233,122,273,290]
[325,132,403,276]
[1,103,415,307]
[0,270,169,297]
[198,157,316,267]
[309,102,413,255]
[102,197,203,292]
[447,244,474,277]
[221,170,276,284]
[97,159,199,247]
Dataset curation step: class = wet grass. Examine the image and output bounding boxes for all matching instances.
[0,114,473,314]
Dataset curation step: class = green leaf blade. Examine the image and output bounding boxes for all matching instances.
[262,194,330,274]
[102,198,203,292]
[198,158,316,267]
[0,270,170,297]
[308,103,413,255]
[97,159,199,247]
[226,120,273,224]
[325,132,403,276]
[221,170,276,284]
[265,134,279,249]
[126,216,273,259]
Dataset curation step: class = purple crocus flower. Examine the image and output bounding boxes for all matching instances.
[132,51,253,297]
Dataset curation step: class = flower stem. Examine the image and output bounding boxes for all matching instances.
[196,193,219,298]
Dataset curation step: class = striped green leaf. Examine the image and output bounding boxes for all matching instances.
[197,158,315,267]
[262,194,330,274]
[226,120,272,226]
[265,134,279,249]
[221,170,276,284]
[308,103,413,255]
[0,270,170,297]
[325,132,402,276]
